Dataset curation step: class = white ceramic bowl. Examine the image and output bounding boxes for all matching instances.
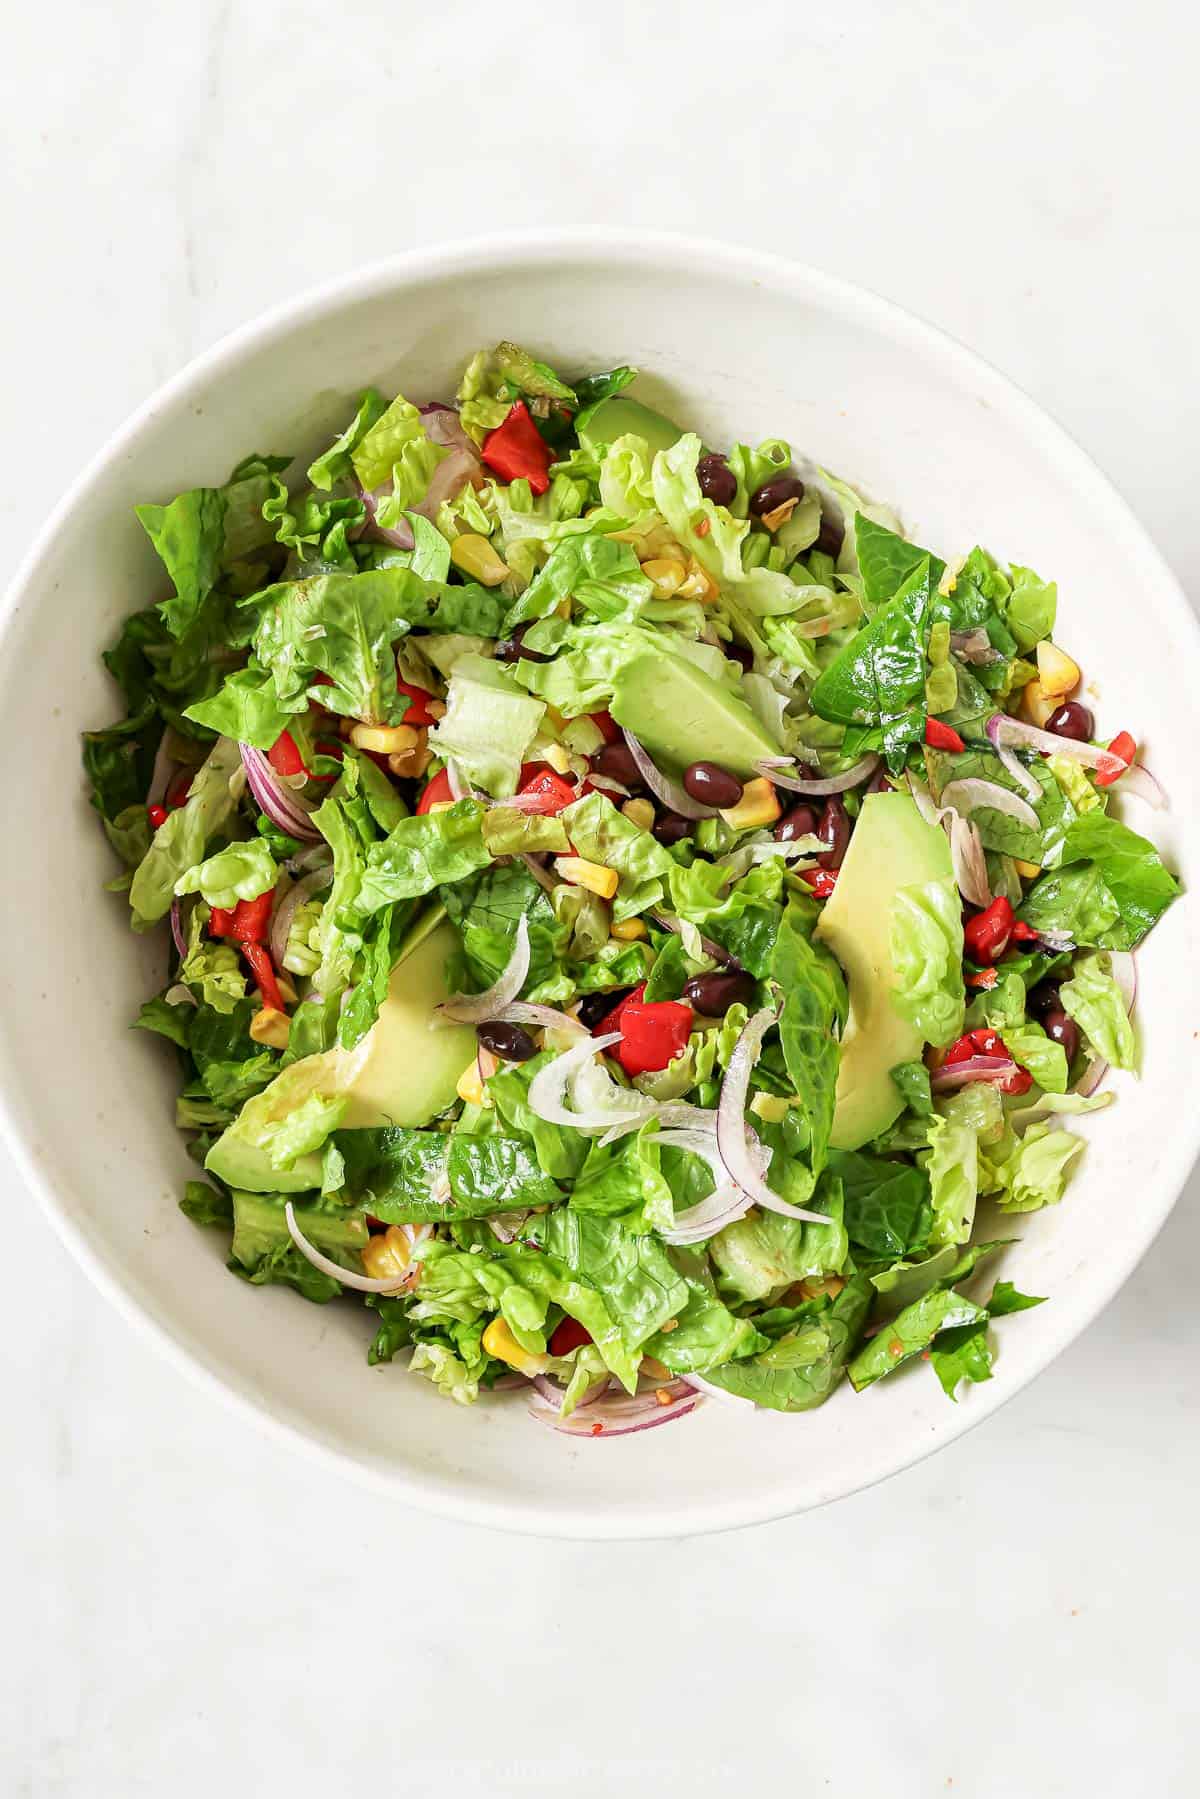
[3,232,1196,1538]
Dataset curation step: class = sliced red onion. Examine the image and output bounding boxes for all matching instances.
[991,741,1043,803]
[285,842,334,876]
[412,445,482,522]
[930,1055,1016,1092]
[531,1373,607,1411]
[435,915,529,1025]
[585,773,632,799]
[681,1372,758,1407]
[169,897,187,960]
[526,1031,643,1132]
[1110,949,1137,1016]
[986,713,1127,781]
[655,1127,755,1245]
[163,982,198,1009]
[1074,1055,1109,1099]
[527,1378,699,1437]
[754,753,880,797]
[622,729,717,819]
[147,733,179,809]
[1112,761,1167,810]
[269,867,332,968]
[239,744,322,842]
[497,1002,587,1036]
[418,402,468,446]
[284,1203,419,1294]
[939,778,1039,831]
[950,627,1002,666]
[476,1043,500,1091]
[520,852,559,894]
[717,1009,832,1225]
[948,812,991,909]
[1036,929,1077,954]
[357,480,415,550]
[648,911,736,968]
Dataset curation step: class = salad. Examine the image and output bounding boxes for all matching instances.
[82,342,1181,1435]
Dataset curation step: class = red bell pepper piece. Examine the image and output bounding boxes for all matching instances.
[592,983,647,1039]
[416,768,455,814]
[397,679,437,727]
[147,803,168,831]
[801,869,838,899]
[165,769,194,810]
[965,965,999,989]
[610,999,693,1077]
[924,718,966,753]
[242,941,285,1013]
[942,1027,1034,1094]
[208,891,274,945]
[268,730,307,778]
[1009,919,1039,943]
[481,401,553,495]
[549,1317,593,1357]
[1095,730,1135,787]
[514,766,577,816]
[589,710,620,745]
[963,895,1015,963]
[208,906,235,937]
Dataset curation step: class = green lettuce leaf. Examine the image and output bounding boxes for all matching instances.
[426,655,546,797]
[772,896,848,1175]
[710,1176,849,1303]
[703,1275,873,1411]
[505,533,652,629]
[336,1128,562,1220]
[921,1084,1005,1247]
[1058,952,1136,1069]
[183,664,303,747]
[308,388,386,490]
[558,790,675,921]
[442,861,569,991]
[811,559,936,769]
[350,392,447,516]
[987,1123,1086,1213]
[175,838,277,909]
[830,1150,932,1257]
[128,736,242,929]
[252,569,432,726]
[355,799,490,915]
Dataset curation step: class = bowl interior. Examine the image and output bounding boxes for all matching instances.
[3,237,1196,1536]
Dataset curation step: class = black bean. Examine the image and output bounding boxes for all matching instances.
[682,761,744,809]
[749,475,806,519]
[576,987,634,1030]
[594,741,643,788]
[725,643,754,673]
[653,812,694,846]
[696,453,736,507]
[1046,701,1095,742]
[495,624,549,664]
[476,1020,537,1062]
[816,795,850,869]
[681,970,756,1017]
[1043,1010,1080,1061]
[1027,980,1062,1019]
[814,511,844,559]
[775,802,819,842]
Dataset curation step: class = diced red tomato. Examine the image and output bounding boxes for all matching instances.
[801,869,838,899]
[963,895,1015,963]
[481,401,553,495]
[396,679,437,727]
[609,999,693,1078]
[147,803,168,831]
[242,941,285,1013]
[549,1317,593,1357]
[924,718,966,753]
[589,710,620,745]
[268,730,307,778]
[416,768,455,814]
[1095,729,1136,787]
[514,766,577,816]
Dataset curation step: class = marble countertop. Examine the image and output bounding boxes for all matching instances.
[4,2,1197,1792]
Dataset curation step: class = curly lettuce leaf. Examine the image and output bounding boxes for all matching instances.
[175,838,277,909]
[1058,951,1136,1070]
[426,655,545,798]
[128,736,242,930]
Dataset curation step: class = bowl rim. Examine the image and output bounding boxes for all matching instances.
[4,227,1198,1539]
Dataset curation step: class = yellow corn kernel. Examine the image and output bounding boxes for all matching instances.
[554,856,619,899]
[543,742,571,774]
[349,722,419,754]
[388,739,432,780]
[449,533,510,586]
[543,704,567,731]
[456,1056,492,1107]
[1021,679,1059,728]
[610,917,647,942]
[429,799,456,814]
[760,497,798,532]
[796,1275,847,1302]
[677,556,720,603]
[719,776,781,831]
[1036,641,1081,698]
[362,1224,419,1284]
[640,557,688,597]
[249,1008,290,1049]
[640,1355,672,1382]
[275,974,299,1007]
[482,1315,552,1376]
[1013,857,1042,880]
[750,1092,791,1124]
[621,797,656,833]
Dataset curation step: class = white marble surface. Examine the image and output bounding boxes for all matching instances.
[3,2,1198,1792]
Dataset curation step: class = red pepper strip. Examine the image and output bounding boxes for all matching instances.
[965,966,999,989]
[925,718,966,753]
[514,766,578,816]
[165,769,194,810]
[611,999,693,1078]
[589,710,620,745]
[801,869,838,899]
[416,767,454,814]
[549,1317,592,1357]
[208,891,274,944]
[593,983,647,1039]
[147,803,168,831]
[1010,919,1039,943]
[1095,730,1136,787]
[481,401,553,495]
[268,730,307,778]
[963,895,1014,964]
[397,679,437,727]
[209,906,236,937]
[242,941,285,1013]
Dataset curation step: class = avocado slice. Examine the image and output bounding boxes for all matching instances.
[815,792,955,1151]
[205,922,475,1193]
[577,395,682,459]
[609,652,780,780]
